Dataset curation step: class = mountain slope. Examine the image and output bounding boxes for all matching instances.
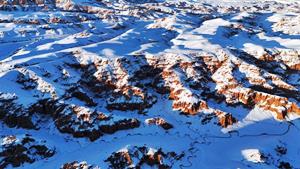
[0,0,300,169]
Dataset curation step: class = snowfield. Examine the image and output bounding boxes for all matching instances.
[0,0,300,169]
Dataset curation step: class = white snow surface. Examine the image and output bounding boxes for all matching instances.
[0,0,300,169]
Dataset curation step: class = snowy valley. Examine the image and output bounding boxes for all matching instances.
[0,0,300,168]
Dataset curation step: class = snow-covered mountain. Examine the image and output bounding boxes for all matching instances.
[0,0,300,168]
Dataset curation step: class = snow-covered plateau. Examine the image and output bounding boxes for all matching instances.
[0,0,300,168]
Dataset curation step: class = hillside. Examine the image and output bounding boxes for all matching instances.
[0,0,300,168]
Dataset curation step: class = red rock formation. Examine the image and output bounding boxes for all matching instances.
[105,146,184,169]
[207,53,300,120]
[106,86,156,111]
[149,54,210,115]
[145,117,173,130]
[215,110,238,128]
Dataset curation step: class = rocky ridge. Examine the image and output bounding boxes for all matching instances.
[0,0,300,168]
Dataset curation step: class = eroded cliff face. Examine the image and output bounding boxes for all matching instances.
[105,146,184,169]
[0,0,300,168]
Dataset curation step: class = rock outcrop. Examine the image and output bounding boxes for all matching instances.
[0,135,55,169]
[30,100,140,141]
[105,146,184,169]
[61,161,99,169]
[0,0,299,168]
[145,117,173,130]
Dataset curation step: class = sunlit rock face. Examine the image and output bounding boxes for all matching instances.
[0,0,300,168]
